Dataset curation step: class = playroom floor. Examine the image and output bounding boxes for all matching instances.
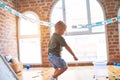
[22,65,120,80]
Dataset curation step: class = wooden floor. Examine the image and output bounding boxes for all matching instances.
[21,65,120,80]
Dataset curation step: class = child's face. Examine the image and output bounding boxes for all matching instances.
[57,27,66,35]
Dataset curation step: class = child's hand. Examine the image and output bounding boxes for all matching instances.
[73,55,78,61]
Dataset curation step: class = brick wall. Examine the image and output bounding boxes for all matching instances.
[0,0,120,66]
[99,0,120,64]
[0,0,18,57]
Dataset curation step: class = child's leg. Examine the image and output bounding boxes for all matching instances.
[53,67,67,79]
[48,53,67,80]
[54,68,59,80]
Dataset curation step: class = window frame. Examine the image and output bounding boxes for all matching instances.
[18,11,42,64]
[60,0,106,36]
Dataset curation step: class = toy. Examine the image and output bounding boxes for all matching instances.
[22,65,24,69]
[26,65,31,69]
[117,63,120,67]
[113,61,117,66]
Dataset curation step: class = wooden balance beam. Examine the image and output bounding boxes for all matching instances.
[108,66,120,80]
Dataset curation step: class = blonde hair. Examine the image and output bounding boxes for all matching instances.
[55,21,66,29]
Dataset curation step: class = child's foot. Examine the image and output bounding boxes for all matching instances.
[50,76,55,80]
[56,77,58,80]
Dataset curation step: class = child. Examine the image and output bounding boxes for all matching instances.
[48,21,78,80]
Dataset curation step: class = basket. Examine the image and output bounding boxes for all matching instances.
[92,60,109,80]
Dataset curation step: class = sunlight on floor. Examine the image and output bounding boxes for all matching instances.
[22,66,112,80]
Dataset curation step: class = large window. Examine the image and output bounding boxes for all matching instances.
[18,11,42,64]
[51,0,107,63]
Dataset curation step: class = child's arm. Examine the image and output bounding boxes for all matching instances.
[65,45,78,61]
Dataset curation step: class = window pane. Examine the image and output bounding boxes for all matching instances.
[62,34,107,62]
[51,0,63,34]
[51,0,63,23]
[19,38,41,64]
[19,12,42,64]
[19,12,39,35]
[90,0,105,32]
[65,0,88,32]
